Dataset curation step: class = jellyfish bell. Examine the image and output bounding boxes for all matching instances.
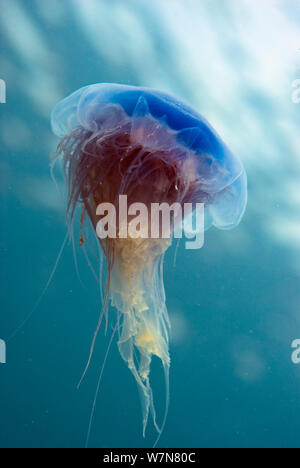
[51,83,247,441]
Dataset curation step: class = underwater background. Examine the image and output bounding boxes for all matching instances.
[1,0,300,448]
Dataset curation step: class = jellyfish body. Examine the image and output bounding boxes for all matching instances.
[51,83,247,439]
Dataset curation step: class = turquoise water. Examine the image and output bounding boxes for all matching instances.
[1,0,300,448]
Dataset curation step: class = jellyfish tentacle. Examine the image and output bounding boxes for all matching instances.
[85,317,119,448]
[111,237,171,437]
[153,362,170,448]
[49,151,63,198]
[77,268,111,388]
[70,223,85,290]
[7,232,69,342]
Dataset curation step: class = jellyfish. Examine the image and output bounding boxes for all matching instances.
[51,83,247,442]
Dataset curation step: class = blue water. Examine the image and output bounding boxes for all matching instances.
[1,0,300,448]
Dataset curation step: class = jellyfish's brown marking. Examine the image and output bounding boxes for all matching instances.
[79,203,86,246]
[80,202,86,224]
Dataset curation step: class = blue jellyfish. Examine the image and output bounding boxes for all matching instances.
[51,83,247,442]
